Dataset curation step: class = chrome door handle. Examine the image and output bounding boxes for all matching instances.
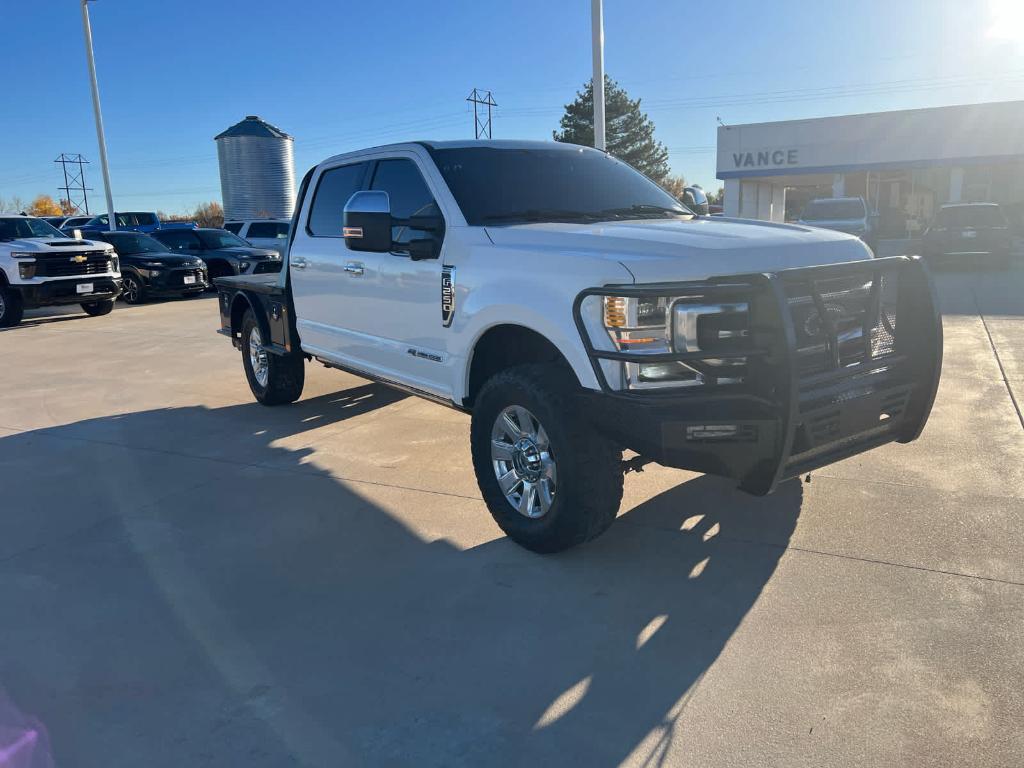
[291,257,308,269]
[344,262,364,276]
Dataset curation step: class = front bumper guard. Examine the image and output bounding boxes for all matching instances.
[573,256,942,495]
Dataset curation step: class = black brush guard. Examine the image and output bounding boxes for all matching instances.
[572,256,942,495]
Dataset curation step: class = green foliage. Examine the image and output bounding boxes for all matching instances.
[554,76,670,182]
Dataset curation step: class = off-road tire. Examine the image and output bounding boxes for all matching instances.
[241,310,304,405]
[470,363,623,553]
[81,299,115,317]
[0,286,24,328]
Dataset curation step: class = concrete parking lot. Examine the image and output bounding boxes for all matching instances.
[1,265,1023,767]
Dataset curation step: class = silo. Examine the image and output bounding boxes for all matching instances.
[215,115,295,220]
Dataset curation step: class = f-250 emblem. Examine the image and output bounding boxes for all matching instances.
[441,265,455,327]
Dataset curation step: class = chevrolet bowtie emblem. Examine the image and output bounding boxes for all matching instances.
[70,254,88,264]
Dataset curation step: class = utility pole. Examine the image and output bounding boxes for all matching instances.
[54,153,92,214]
[80,0,115,231]
[591,0,606,151]
[466,89,497,139]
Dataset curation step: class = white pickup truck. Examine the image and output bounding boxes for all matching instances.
[214,140,942,553]
[1,213,121,327]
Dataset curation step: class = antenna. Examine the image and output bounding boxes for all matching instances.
[716,116,730,130]
[54,153,92,214]
[466,89,497,139]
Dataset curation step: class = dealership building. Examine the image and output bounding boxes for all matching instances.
[717,100,1024,235]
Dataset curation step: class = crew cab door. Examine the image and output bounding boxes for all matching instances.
[289,153,453,399]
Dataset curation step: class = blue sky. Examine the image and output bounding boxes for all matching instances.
[2,0,1023,214]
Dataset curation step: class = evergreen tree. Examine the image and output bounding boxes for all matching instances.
[553,76,670,182]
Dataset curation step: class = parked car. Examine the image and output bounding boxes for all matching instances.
[798,196,878,252]
[58,215,93,234]
[85,230,208,303]
[922,203,1012,266]
[213,139,942,554]
[0,213,120,327]
[150,227,281,280]
[224,219,291,256]
[80,211,161,233]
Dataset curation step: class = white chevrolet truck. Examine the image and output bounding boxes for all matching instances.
[0,214,120,327]
[215,140,942,553]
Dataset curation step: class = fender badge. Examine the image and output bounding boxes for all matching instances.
[441,265,456,327]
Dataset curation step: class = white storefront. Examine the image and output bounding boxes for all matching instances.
[717,100,1024,236]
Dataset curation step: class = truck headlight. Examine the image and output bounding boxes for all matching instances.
[238,261,250,272]
[600,295,749,390]
[18,262,36,279]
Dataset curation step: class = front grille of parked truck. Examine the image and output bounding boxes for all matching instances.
[573,256,942,495]
[32,251,112,277]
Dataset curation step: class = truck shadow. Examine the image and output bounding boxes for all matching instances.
[0,392,801,767]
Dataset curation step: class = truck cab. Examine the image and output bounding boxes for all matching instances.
[0,214,120,327]
[214,140,942,553]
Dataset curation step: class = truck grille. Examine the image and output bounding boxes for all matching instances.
[786,273,899,377]
[253,260,282,274]
[33,251,112,277]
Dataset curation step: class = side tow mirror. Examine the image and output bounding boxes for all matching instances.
[343,190,392,252]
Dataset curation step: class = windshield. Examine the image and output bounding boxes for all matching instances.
[800,199,866,221]
[428,146,690,225]
[197,230,250,249]
[0,217,68,241]
[936,206,1007,228]
[105,232,170,255]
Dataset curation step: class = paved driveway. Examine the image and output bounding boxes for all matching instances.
[0,266,1022,767]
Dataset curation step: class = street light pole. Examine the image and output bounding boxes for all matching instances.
[591,0,606,151]
[80,0,115,231]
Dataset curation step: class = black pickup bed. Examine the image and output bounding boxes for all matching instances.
[214,274,297,355]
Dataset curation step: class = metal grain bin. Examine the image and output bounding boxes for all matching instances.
[215,115,295,221]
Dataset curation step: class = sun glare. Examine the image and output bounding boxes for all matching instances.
[988,0,1024,42]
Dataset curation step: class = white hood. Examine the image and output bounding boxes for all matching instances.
[484,216,873,284]
[3,237,112,253]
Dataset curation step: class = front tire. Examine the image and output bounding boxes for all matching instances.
[121,273,145,304]
[470,364,623,553]
[81,299,114,317]
[240,310,304,405]
[0,286,24,328]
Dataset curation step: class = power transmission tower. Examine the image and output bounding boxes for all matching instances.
[54,153,92,214]
[466,89,497,139]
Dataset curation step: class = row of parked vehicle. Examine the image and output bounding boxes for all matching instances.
[796,196,1016,264]
[0,211,291,327]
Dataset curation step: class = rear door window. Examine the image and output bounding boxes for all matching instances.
[308,163,368,237]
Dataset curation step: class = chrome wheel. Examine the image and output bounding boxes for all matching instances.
[248,326,269,388]
[491,405,556,519]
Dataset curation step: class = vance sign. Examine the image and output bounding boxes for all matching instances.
[732,148,799,169]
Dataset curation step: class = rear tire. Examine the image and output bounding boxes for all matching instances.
[240,310,304,405]
[81,299,115,317]
[470,363,623,553]
[0,286,24,328]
